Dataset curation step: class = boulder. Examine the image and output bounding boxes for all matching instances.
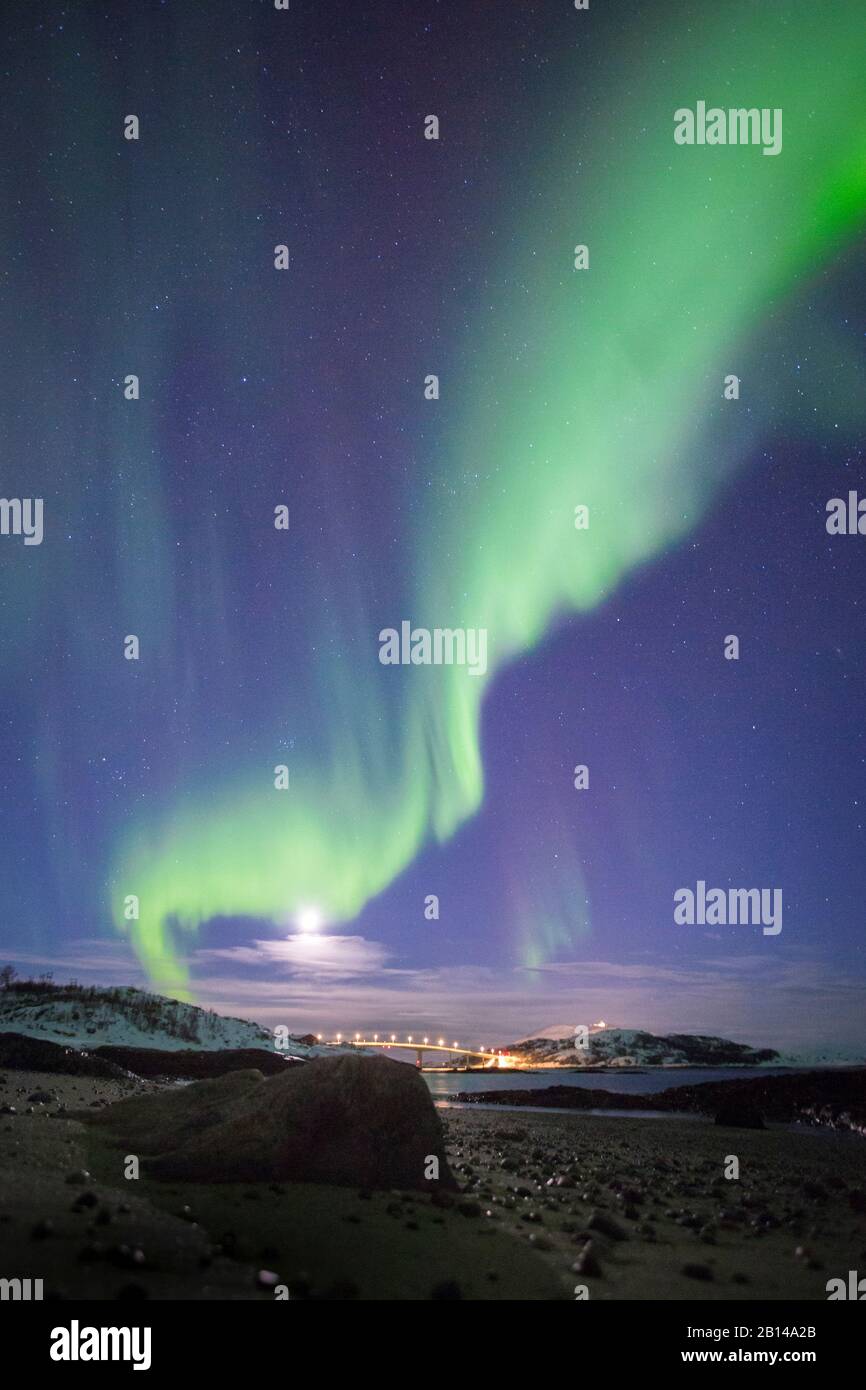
[83,1054,457,1191]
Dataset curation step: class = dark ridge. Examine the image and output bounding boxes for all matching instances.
[0,1031,130,1078]
[93,1044,293,1079]
[454,1068,866,1135]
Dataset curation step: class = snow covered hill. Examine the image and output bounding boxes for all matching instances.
[505,1025,865,1067]
[0,980,368,1062]
[503,1025,785,1067]
[0,981,308,1054]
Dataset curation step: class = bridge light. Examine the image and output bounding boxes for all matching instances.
[423,1037,429,1045]
[374,1033,378,1041]
[407,1035,413,1043]
[453,1042,458,1048]
[336,1033,342,1042]
[355,1033,360,1041]
[390,1034,396,1042]
[438,1038,444,1046]
[316,1034,322,1041]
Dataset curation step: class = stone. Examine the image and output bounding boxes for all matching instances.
[83,1055,456,1191]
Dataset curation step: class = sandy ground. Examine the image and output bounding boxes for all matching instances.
[1,1070,864,1300]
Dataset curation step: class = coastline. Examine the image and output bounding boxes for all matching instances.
[3,1065,865,1300]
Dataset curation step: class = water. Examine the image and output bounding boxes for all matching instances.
[422,1065,809,1103]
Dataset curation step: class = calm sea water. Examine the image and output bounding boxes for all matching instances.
[422,1065,808,1103]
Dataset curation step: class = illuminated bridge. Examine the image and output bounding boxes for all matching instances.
[323,1037,517,1070]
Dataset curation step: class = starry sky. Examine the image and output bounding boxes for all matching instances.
[1,0,865,1049]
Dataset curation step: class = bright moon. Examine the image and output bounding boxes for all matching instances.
[296,906,323,934]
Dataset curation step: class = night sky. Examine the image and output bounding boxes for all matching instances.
[1,0,865,1049]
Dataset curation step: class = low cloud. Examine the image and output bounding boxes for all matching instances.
[196,934,388,979]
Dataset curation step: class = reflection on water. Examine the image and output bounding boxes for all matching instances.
[436,1101,703,1119]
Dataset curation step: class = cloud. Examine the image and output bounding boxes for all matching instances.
[195,933,389,979]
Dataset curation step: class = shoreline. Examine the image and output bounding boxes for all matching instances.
[3,1065,866,1300]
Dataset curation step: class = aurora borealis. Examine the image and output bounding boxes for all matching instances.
[2,0,866,1047]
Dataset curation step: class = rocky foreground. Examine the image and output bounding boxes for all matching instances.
[2,1057,865,1300]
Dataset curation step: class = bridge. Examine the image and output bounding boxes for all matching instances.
[327,1037,517,1070]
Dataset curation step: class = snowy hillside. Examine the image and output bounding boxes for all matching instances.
[504,1026,785,1067]
[0,982,275,1053]
[0,980,367,1061]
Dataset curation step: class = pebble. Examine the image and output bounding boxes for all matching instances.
[682,1262,714,1281]
[588,1211,627,1241]
[572,1241,603,1277]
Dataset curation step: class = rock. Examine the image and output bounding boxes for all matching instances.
[27,1091,57,1104]
[588,1211,627,1241]
[71,1192,98,1211]
[682,1262,714,1281]
[83,1055,457,1192]
[713,1103,765,1130]
[572,1240,603,1277]
[64,1169,92,1186]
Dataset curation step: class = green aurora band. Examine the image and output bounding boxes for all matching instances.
[111,1,866,993]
